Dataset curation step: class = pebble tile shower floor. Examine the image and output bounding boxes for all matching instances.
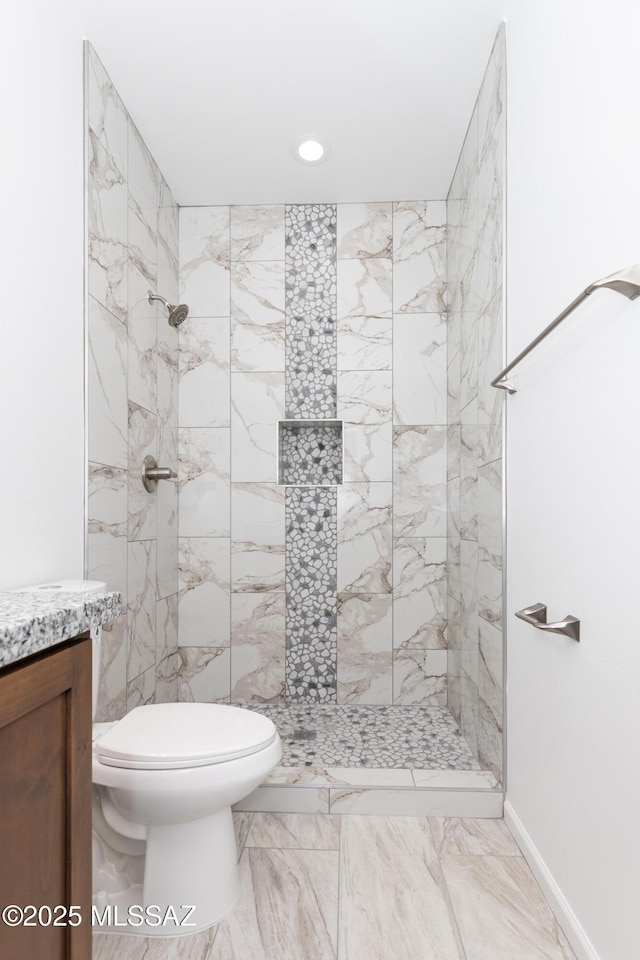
[249,704,480,770]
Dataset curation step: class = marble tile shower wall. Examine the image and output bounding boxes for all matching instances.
[176,200,449,708]
[86,46,180,720]
[446,27,505,780]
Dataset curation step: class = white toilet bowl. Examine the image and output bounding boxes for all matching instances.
[92,702,281,936]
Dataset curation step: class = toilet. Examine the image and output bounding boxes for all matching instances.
[92,702,282,936]
[14,580,280,935]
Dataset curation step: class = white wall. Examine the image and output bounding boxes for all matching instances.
[505,2,640,957]
[0,1,85,588]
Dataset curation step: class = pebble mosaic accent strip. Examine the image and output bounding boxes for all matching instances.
[279,421,343,486]
[285,487,337,702]
[0,589,123,669]
[251,703,480,770]
[285,204,337,420]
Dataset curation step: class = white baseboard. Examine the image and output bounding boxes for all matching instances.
[504,800,600,960]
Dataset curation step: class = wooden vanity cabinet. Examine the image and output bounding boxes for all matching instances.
[0,634,92,960]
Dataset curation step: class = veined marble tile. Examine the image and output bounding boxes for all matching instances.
[126,664,155,712]
[88,462,127,603]
[178,537,230,646]
[264,767,414,787]
[231,483,285,593]
[158,176,179,258]
[231,261,285,372]
[127,539,156,683]
[94,614,126,722]
[393,538,447,649]
[479,689,503,782]
[460,422,478,542]
[338,816,465,959]
[155,593,179,704]
[393,649,447,705]
[231,542,285,593]
[429,818,517,857]
[343,422,392,482]
[447,344,461,426]
[393,425,447,537]
[337,314,392,371]
[442,855,576,960]
[128,191,156,289]
[88,295,127,469]
[331,790,502,818]
[478,618,503,779]
[87,47,127,178]
[230,205,285,261]
[87,51,128,179]
[448,536,462,605]
[447,476,461,541]
[234,786,330,814]
[231,372,284,482]
[460,540,479,684]
[393,313,447,425]
[210,848,338,960]
[460,302,479,409]
[88,130,128,322]
[127,265,157,412]
[231,593,285,702]
[412,769,499,789]
[448,423,461,482]
[476,124,504,310]
[337,482,392,593]
[157,354,178,474]
[448,655,462,727]
[246,812,340,850]
[178,647,230,702]
[447,594,462,655]
[478,287,504,466]
[179,316,230,428]
[478,617,503,727]
[179,206,230,317]
[460,670,479,760]
[337,202,392,259]
[127,402,157,541]
[393,200,447,314]
[128,121,157,213]
[156,465,177,543]
[337,258,392,326]
[92,928,217,959]
[337,370,392,424]
[477,26,505,156]
[156,243,180,372]
[178,427,230,537]
[337,594,393,704]
[478,459,502,627]
[231,482,285,544]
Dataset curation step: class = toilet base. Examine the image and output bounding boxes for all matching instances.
[93,805,239,937]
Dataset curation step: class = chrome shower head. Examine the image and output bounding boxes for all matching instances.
[147,291,189,327]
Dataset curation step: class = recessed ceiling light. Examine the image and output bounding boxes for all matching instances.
[291,135,331,165]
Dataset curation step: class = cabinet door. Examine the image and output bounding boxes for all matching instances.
[0,637,91,960]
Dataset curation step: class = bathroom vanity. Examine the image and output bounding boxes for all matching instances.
[0,587,121,960]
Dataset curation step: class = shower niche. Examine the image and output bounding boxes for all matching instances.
[277,419,343,487]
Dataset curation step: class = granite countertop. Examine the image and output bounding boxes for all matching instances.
[0,588,122,670]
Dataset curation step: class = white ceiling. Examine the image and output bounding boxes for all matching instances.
[72,0,506,206]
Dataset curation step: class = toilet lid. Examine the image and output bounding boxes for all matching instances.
[94,703,277,769]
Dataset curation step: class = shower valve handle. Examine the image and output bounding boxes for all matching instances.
[142,455,177,493]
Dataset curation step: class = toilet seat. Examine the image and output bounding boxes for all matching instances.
[94,702,277,770]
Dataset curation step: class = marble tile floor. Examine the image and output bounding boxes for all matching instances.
[249,703,480,770]
[92,812,577,960]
